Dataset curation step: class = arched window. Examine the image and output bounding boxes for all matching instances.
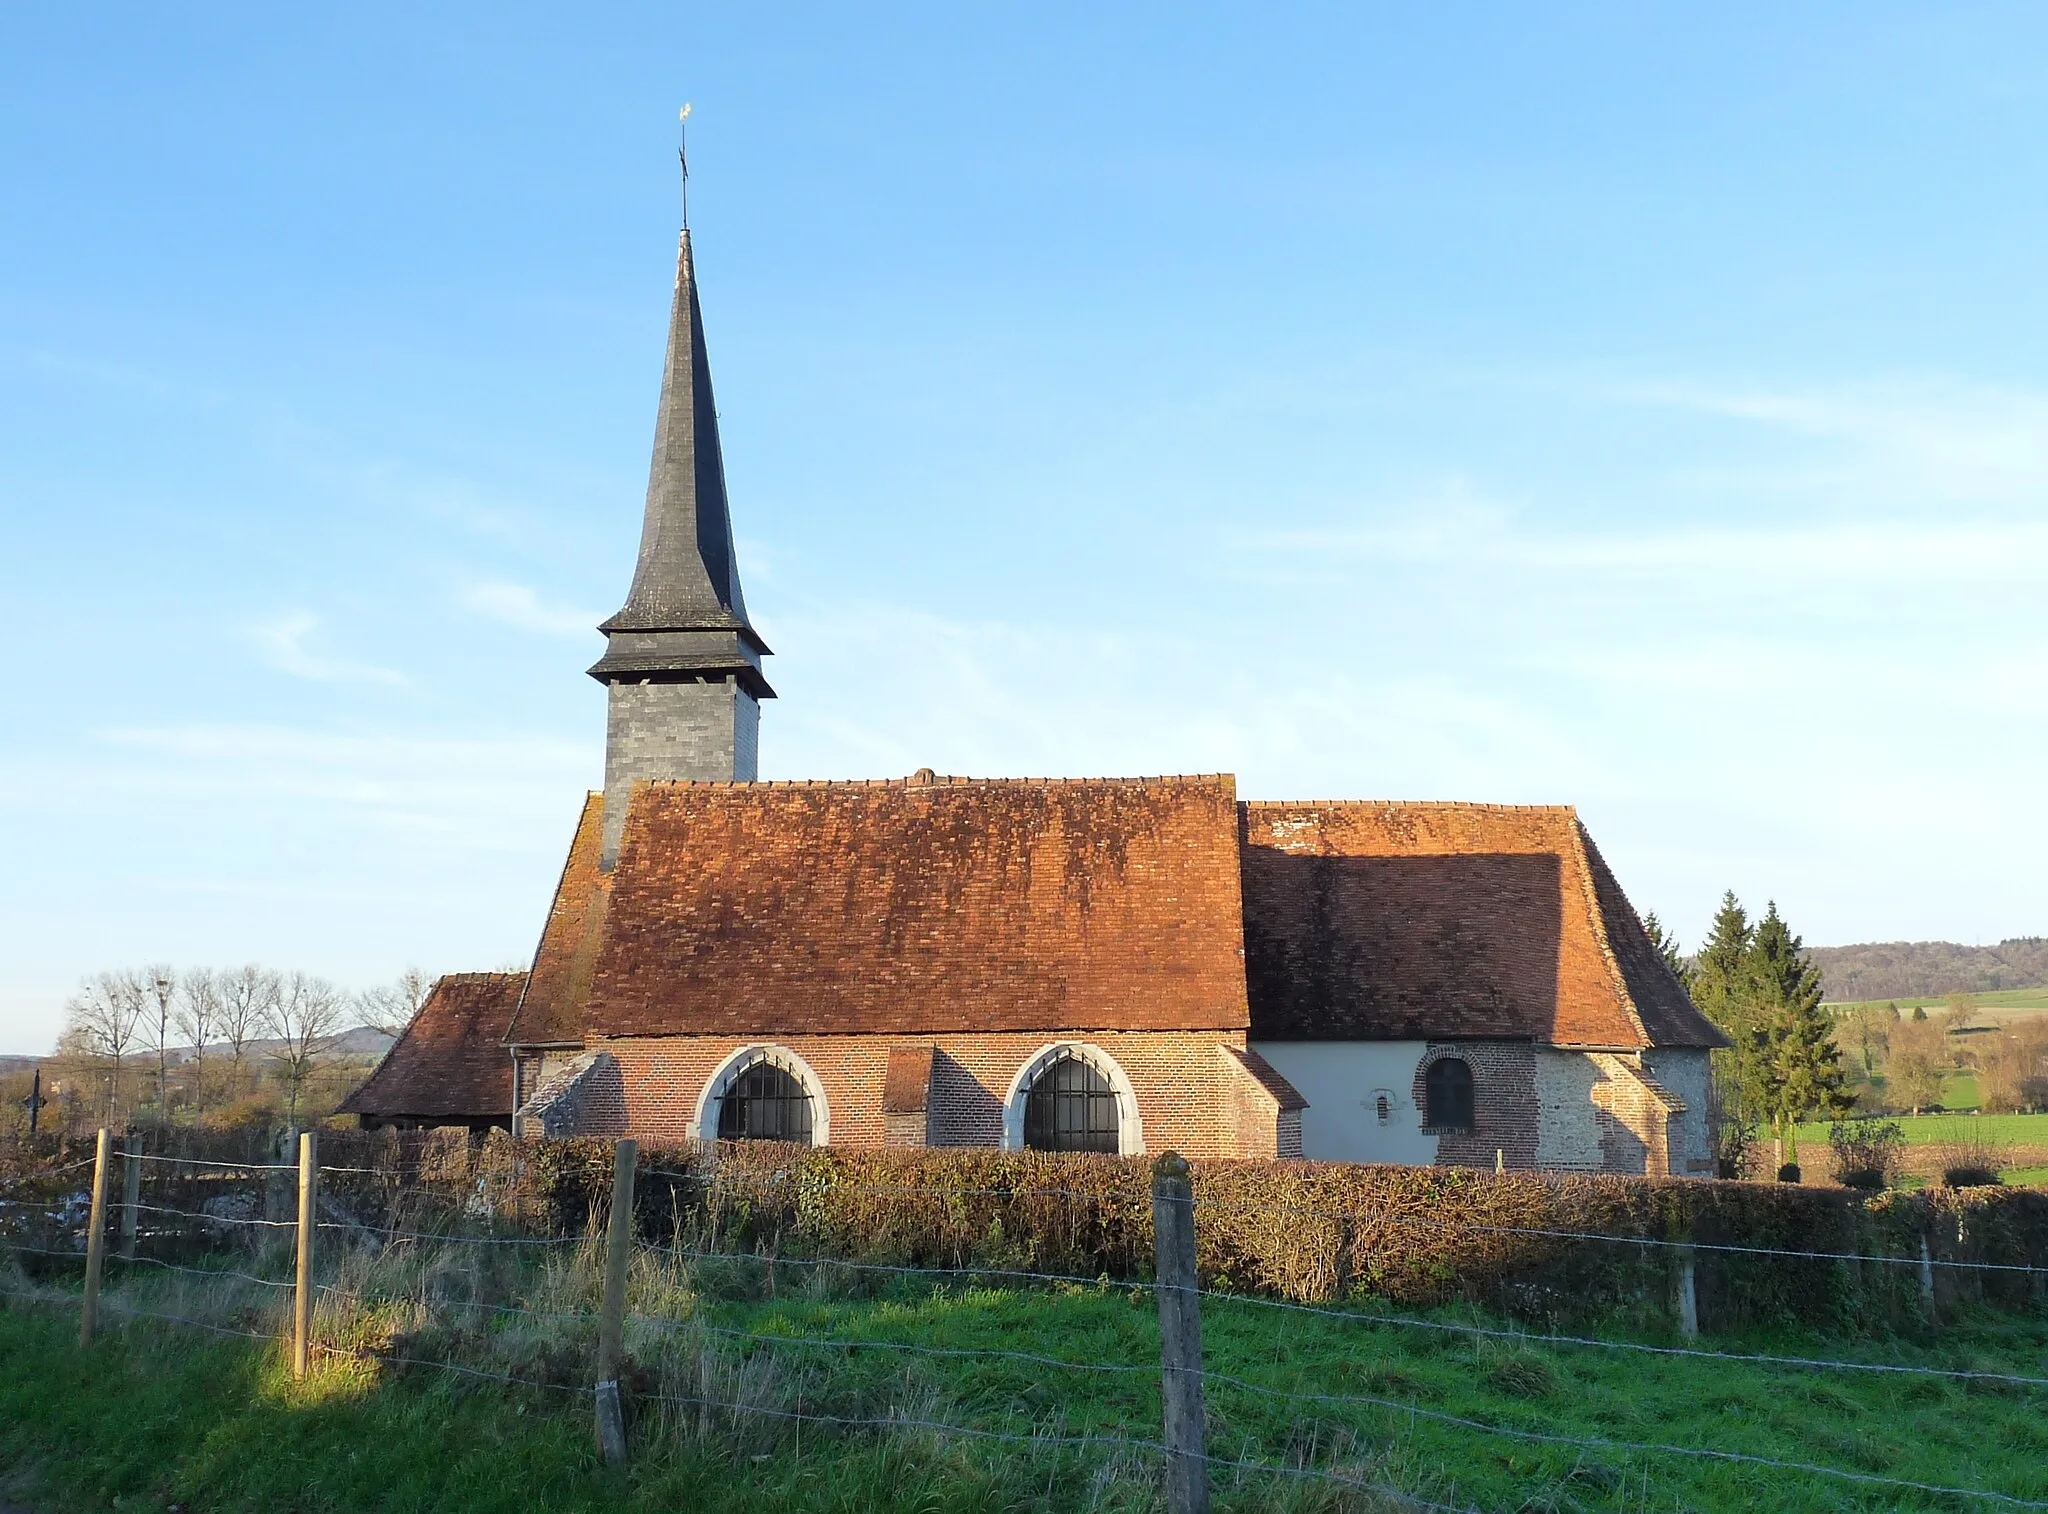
[715,1061,814,1143]
[1424,1058,1475,1131]
[1374,1092,1393,1127]
[1023,1051,1120,1153]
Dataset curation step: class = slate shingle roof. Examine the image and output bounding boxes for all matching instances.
[338,973,524,1121]
[1240,801,1726,1050]
[582,774,1251,1039]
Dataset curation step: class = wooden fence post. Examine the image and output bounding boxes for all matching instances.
[80,1128,112,1347]
[595,1137,638,1466]
[1675,1246,1699,1339]
[294,1130,318,1380]
[119,1144,142,1261]
[1152,1152,1209,1514]
[1919,1234,1936,1319]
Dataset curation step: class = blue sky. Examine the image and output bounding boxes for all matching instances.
[3,5,2045,1053]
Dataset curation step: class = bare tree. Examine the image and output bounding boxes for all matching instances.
[173,969,221,1115]
[264,971,343,1127]
[62,970,146,1121]
[141,964,178,1123]
[215,965,276,1098]
[357,966,435,1039]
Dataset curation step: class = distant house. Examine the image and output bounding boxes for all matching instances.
[343,216,1725,1175]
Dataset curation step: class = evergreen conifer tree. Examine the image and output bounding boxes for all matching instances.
[1642,912,1694,991]
[1692,893,1752,1023]
[1748,901,1850,1156]
[1693,893,1766,1165]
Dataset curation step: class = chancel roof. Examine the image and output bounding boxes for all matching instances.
[338,972,524,1122]
[581,774,1251,1038]
[1240,802,1726,1050]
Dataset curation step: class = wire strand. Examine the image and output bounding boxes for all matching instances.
[313,1341,595,1395]
[97,1298,278,1343]
[1199,1288,2048,1387]
[1195,1366,2048,1506]
[663,1173,2041,1277]
[129,1201,297,1229]
[626,1310,1156,1376]
[132,1153,297,1174]
[644,1391,1472,1513]
[645,1239,1143,1292]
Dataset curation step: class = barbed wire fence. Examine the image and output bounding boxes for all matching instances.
[5,1131,2048,1511]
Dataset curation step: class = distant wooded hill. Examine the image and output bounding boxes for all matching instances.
[0,1027,394,1069]
[1812,938,2048,1003]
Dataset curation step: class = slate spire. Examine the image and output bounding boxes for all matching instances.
[590,224,771,869]
[589,229,772,696]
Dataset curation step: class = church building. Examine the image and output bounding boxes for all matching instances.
[342,220,1726,1176]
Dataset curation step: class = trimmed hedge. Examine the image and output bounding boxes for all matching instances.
[16,1129,2048,1333]
[513,1141,2048,1333]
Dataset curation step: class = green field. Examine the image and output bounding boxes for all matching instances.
[1792,1111,2048,1149]
[1828,988,2048,1014]
[8,1266,2048,1511]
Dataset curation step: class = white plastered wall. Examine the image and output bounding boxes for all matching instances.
[1249,1041,1436,1165]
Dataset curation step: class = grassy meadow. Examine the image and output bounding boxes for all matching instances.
[1828,988,2048,1016]
[8,1253,2048,1512]
[1791,1112,2048,1149]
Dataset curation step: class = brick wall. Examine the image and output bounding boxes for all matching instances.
[1588,1054,1665,1175]
[594,1029,1261,1157]
[1223,1050,1295,1161]
[1413,1040,1539,1170]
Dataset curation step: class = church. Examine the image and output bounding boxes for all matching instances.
[342,220,1726,1177]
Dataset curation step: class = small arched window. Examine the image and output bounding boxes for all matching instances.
[716,1061,814,1143]
[1374,1093,1393,1127]
[1424,1058,1475,1131]
[1023,1052,1120,1153]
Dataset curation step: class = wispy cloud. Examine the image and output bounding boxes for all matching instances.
[1626,376,2048,510]
[251,612,408,685]
[1239,483,2048,587]
[1388,517,2041,581]
[459,582,599,637]
[90,723,595,844]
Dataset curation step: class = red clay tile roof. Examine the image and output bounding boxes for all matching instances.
[1240,802,1726,1050]
[338,972,524,1121]
[585,774,1251,1038]
[505,793,612,1048]
[881,1045,936,1113]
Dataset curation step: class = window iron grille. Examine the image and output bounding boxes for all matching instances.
[1023,1052,1120,1154]
[716,1062,814,1144]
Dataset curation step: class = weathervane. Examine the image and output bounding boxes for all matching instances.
[679,103,692,228]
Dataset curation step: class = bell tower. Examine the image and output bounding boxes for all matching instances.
[589,227,772,869]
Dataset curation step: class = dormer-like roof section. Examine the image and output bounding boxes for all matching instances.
[1240,801,1726,1050]
[585,774,1252,1038]
[338,972,524,1122]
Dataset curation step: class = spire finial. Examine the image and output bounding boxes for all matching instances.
[678,103,692,228]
